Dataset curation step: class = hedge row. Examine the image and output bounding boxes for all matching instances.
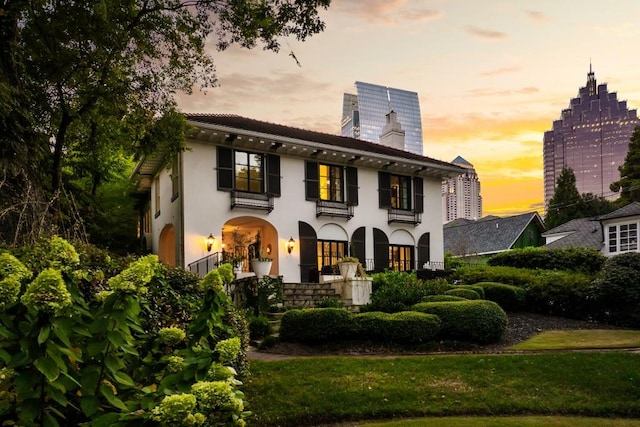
[412,300,507,344]
[487,247,606,274]
[279,302,506,345]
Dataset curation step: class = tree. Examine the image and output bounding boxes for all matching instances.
[545,167,616,229]
[545,167,583,229]
[0,0,330,246]
[611,125,640,204]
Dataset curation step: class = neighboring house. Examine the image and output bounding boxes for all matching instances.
[598,202,640,256]
[542,217,603,250]
[132,113,465,283]
[443,212,545,258]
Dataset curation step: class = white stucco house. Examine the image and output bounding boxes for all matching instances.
[132,113,465,283]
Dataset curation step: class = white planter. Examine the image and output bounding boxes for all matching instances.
[251,259,272,278]
[338,262,357,280]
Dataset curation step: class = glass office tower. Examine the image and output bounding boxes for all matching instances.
[341,81,423,155]
[543,67,640,210]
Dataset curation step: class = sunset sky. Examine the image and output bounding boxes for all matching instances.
[176,0,640,218]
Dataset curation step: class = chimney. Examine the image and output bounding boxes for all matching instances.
[379,111,405,151]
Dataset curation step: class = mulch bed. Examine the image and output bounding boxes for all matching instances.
[247,312,619,360]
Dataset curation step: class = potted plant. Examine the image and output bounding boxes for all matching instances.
[250,231,272,278]
[337,256,362,280]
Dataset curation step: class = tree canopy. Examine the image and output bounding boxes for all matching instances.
[545,166,614,229]
[0,0,330,248]
[610,125,640,204]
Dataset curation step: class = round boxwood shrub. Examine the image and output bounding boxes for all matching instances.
[412,300,507,344]
[422,295,466,302]
[474,281,526,312]
[387,311,441,344]
[351,311,393,340]
[351,311,441,344]
[279,308,353,343]
[445,288,480,300]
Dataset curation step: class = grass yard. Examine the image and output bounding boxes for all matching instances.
[509,329,640,351]
[358,416,640,426]
[244,352,640,426]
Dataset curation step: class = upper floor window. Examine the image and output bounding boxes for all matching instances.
[390,174,411,210]
[319,164,343,202]
[609,223,638,253]
[217,147,280,196]
[235,150,263,193]
[378,171,423,213]
[305,161,358,205]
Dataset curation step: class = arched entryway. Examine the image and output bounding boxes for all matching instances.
[221,217,278,276]
[158,224,176,266]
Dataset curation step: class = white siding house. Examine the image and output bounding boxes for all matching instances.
[599,202,640,256]
[132,114,465,283]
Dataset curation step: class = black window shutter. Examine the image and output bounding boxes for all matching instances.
[305,161,319,200]
[417,233,430,268]
[298,221,318,283]
[413,177,424,213]
[346,166,358,206]
[378,171,391,208]
[266,154,281,196]
[373,228,389,272]
[217,147,233,191]
[350,227,366,265]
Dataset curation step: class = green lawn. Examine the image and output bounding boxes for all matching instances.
[360,416,640,426]
[245,352,640,426]
[509,329,640,351]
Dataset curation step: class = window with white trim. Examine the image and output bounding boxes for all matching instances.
[608,222,639,253]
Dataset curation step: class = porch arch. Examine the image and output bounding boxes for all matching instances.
[158,224,176,266]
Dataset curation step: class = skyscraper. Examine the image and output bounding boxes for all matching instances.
[442,156,482,223]
[341,81,423,155]
[543,66,640,210]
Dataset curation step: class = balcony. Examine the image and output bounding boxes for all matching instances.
[316,200,354,220]
[231,191,273,212]
[388,209,421,225]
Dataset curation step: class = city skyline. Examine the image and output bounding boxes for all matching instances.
[176,0,640,217]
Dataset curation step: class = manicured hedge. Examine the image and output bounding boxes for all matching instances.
[280,309,441,345]
[452,265,537,288]
[412,300,507,344]
[422,295,466,302]
[279,308,353,343]
[488,247,605,274]
[444,288,481,300]
[473,281,526,312]
[386,311,441,344]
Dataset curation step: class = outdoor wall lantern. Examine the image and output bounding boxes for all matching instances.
[206,233,215,252]
[287,237,295,254]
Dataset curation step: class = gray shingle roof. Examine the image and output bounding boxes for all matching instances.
[542,217,603,250]
[597,201,640,221]
[444,212,545,255]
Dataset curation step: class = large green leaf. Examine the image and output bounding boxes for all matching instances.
[99,382,128,411]
[34,356,60,382]
[38,325,51,345]
[111,370,135,388]
[80,395,100,417]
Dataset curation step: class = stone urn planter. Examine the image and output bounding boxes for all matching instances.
[251,259,272,278]
[338,261,358,280]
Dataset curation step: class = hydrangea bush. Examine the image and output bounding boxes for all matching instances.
[0,238,250,426]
